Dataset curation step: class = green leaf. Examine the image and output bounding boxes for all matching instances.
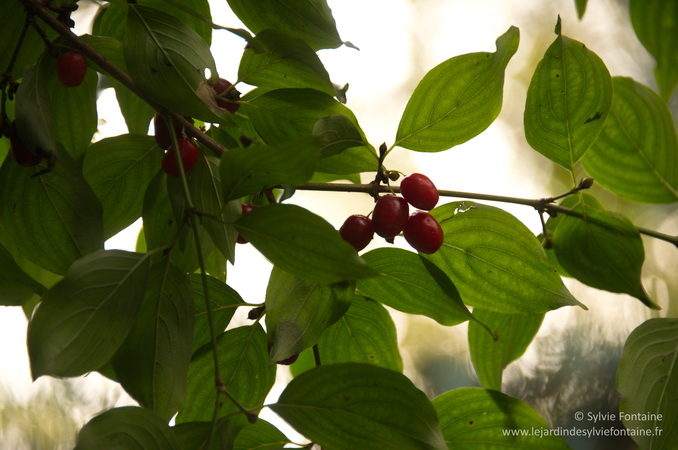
[313,114,370,159]
[433,388,569,448]
[189,152,240,262]
[172,419,235,450]
[124,4,224,122]
[317,296,403,372]
[468,309,544,390]
[0,242,46,306]
[0,151,104,275]
[235,203,378,283]
[234,419,291,450]
[575,0,588,18]
[238,29,334,95]
[271,363,446,449]
[630,0,678,100]
[112,259,194,422]
[225,0,343,51]
[75,406,180,450]
[552,194,657,309]
[265,266,354,363]
[617,318,678,449]
[358,247,474,326]
[83,134,163,239]
[27,250,150,378]
[177,324,276,423]
[426,202,585,313]
[220,137,320,201]
[582,77,678,203]
[395,26,519,152]
[524,18,612,169]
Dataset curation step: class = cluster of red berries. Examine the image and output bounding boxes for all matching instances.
[339,173,444,254]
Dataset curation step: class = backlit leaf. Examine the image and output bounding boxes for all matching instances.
[0,242,46,306]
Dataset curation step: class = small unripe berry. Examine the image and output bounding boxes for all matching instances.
[237,204,256,244]
[400,173,439,210]
[161,138,200,177]
[57,51,87,87]
[372,195,409,240]
[403,211,444,254]
[339,214,374,251]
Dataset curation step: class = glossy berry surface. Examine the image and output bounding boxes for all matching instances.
[372,195,409,240]
[339,214,374,251]
[153,114,184,150]
[400,173,439,210]
[237,204,256,244]
[161,138,200,177]
[212,78,241,113]
[403,211,444,254]
[57,51,87,87]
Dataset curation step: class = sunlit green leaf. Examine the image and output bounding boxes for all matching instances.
[225,0,343,51]
[0,152,104,275]
[75,406,180,450]
[552,194,657,309]
[318,296,403,372]
[0,242,46,306]
[112,259,194,421]
[266,267,354,363]
[468,309,544,390]
[83,134,163,239]
[433,388,569,448]
[358,247,474,326]
[630,0,678,100]
[235,204,378,283]
[582,77,678,203]
[395,26,519,152]
[617,318,678,449]
[313,114,370,159]
[234,419,292,450]
[27,250,150,378]
[271,363,447,449]
[524,18,612,169]
[426,202,585,313]
[177,324,275,423]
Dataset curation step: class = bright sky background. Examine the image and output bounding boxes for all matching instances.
[1,0,675,446]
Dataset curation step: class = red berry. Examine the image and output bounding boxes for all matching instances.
[400,173,439,210]
[153,114,184,150]
[276,353,299,365]
[212,78,241,113]
[9,127,41,167]
[237,204,256,244]
[339,214,374,251]
[372,195,409,240]
[57,51,87,87]
[161,138,200,177]
[403,211,444,254]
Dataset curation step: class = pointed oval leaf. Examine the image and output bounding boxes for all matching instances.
[617,318,678,449]
[27,250,150,378]
[234,419,292,450]
[0,242,46,306]
[124,4,223,122]
[238,29,334,95]
[225,0,343,51]
[426,202,585,313]
[75,406,180,450]
[582,77,678,203]
[235,204,378,283]
[524,20,612,169]
[552,194,657,308]
[271,363,446,450]
[265,267,354,363]
[468,309,544,390]
[177,324,276,423]
[313,114,370,159]
[112,260,194,421]
[630,0,678,100]
[395,26,519,152]
[433,388,569,448]
[358,247,474,326]
[83,134,163,239]
[0,152,104,275]
[318,296,403,372]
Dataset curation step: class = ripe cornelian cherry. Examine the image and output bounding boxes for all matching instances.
[161,138,200,177]
[237,204,256,244]
[400,173,439,210]
[57,51,87,87]
[339,214,374,251]
[403,211,444,254]
[153,114,185,150]
[372,195,409,241]
[212,78,241,113]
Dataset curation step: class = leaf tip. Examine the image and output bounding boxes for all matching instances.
[555,15,562,36]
